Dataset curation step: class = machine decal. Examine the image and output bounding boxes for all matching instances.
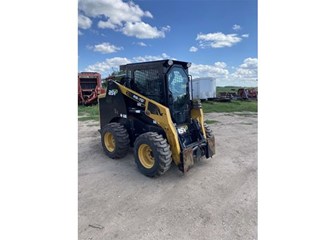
[108,89,118,96]
[177,125,188,134]
[126,91,146,104]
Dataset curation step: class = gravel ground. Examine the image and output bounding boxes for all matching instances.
[78,112,257,240]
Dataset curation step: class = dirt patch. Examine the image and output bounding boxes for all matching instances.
[79,113,257,240]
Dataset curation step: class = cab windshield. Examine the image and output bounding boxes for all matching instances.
[168,67,188,99]
[167,66,190,123]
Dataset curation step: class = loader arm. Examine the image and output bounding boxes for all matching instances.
[191,107,206,140]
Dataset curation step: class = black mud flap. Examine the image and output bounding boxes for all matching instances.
[206,136,215,157]
[182,147,194,173]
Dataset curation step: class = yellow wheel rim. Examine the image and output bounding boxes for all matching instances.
[138,144,155,169]
[104,132,116,152]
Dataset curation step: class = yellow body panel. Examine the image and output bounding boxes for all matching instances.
[191,108,206,139]
[115,82,182,165]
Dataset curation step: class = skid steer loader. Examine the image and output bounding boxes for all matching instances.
[98,60,215,177]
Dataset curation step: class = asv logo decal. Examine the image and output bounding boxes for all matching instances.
[108,89,118,96]
[177,125,188,134]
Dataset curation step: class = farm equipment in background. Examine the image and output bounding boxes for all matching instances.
[78,72,105,105]
[213,87,257,102]
[237,88,258,100]
[248,88,258,99]
[237,88,249,100]
[215,92,235,102]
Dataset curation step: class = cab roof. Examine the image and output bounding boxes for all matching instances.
[120,59,191,71]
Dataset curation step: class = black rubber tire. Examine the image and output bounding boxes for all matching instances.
[101,122,130,159]
[204,123,214,138]
[134,132,172,177]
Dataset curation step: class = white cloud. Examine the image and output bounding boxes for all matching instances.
[122,22,170,39]
[84,53,171,75]
[189,62,229,79]
[162,53,169,59]
[136,42,147,47]
[232,24,241,31]
[161,26,171,32]
[132,53,170,62]
[231,58,258,81]
[88,42,123,54]
[79,0,152,27]
[189,46,198,52]
[78,14,92,29]
[196,32,242,48]
[189,58,258,86]
[78,30,83,36]
[242,34,249,38]
[78,0,169,39]
[85,57,131,73]
[214,62,227,68]
[240,57,258,69]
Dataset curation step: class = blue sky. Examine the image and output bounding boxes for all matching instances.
[78,0,257,86]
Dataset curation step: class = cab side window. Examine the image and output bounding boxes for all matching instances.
[133,69,163,103]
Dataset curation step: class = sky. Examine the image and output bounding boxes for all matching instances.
[78,0,257,87]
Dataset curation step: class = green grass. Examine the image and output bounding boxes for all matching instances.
[202,100,257,113]
[204,119,219,124]
[214,86,258,113]
[78,99,257,121]
[78,105,99,121]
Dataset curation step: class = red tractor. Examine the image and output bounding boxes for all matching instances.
[78,72,105,105]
